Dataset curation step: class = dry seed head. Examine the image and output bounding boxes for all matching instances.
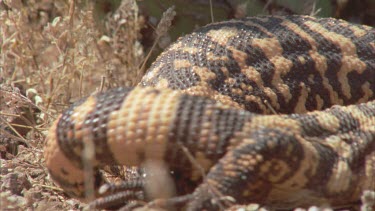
[155,6,176,37]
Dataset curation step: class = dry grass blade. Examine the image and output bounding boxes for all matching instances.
[309,0,322,16]
[82,133,96,202]
[209,0,215,22]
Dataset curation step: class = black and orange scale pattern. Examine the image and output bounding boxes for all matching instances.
[44,15,375,210]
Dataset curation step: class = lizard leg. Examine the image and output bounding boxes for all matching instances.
[186,126,374,210]
[87,177,146,209]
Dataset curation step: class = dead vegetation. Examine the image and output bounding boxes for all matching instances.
[0,0,374,210]
[1,0,144,209]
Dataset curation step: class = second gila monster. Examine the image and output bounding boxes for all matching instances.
[44,15,375,210]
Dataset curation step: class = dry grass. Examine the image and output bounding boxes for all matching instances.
[1,0,144,209]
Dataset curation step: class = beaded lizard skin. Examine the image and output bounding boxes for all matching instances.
[44,15,375,210]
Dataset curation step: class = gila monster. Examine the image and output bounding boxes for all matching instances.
[44,15,375,210]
